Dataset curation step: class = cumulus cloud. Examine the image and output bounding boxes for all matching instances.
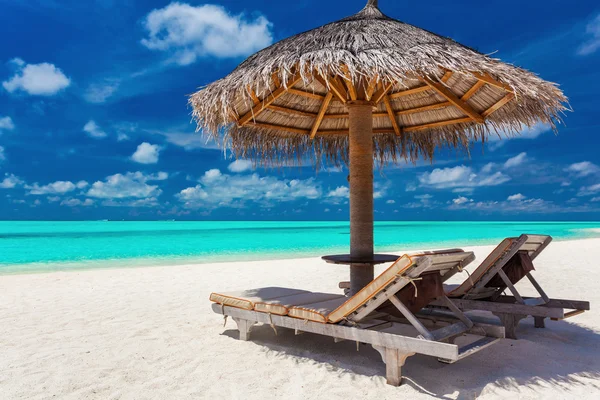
[2,58,71,96]
[177,169,321,208]
[61,198,94,207]
[0,173,23,189]
[507,193,526,201]
[418,164,510,190]
[504,152,528,168]
[228,159,252,173]
[578,183,600,197]
[578,14,600,56]
[487,123,551,150]
[141,2,274,65]
[84,80,120,103]
[87,171,167,200]
[327,186,349,198]
[83,120,107,139]
[452,196,472,205]
[27,180,88,195]
[402,194,438,209]
[386,200,396,204]
[0,116,15,133]
[449,196,568,214]
[566,161,600,178]
[131,142,160,164]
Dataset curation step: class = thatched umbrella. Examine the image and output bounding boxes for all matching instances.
[189,0,567,295]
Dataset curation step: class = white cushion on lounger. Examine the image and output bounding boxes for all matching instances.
[209,287,310,310]
[254,292,344,316]
[288,297,348,323]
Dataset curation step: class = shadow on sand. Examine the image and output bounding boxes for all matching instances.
[221,316,600,398]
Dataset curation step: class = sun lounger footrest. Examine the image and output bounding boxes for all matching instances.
[438,337,501,364]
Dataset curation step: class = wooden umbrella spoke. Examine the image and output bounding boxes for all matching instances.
[268,105,317,118]
[482,93,515,117]
[441,71,453,83]
[246,85,260,105]
[461,80,485,101]
[420,76,485,123]
[470,72,514,93]
[288,88,325,100]
[314,73,347,103]
[310,92,334,139]
[396,101,452,115]
[341,66,358,101]
[238,74,303,126]
[372,81,394,104]
[383,94,401,136]
[389,85,430,99]
[365,76,378,101]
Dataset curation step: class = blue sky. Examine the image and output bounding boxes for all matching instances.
[0,0,599,221]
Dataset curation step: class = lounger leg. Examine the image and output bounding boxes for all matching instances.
[372,346,414,386]
[232,317,255,341]
[493,312,526,339]
[534,316,546,329]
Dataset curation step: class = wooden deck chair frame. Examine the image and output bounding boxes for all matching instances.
[211,255,505,386]
[430,234,590,339]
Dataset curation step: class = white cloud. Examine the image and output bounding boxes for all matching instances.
[27,180,88,195]
[591,197,600,202]
[578,14,600,56]
[150,129,221,150]
[87,171,167,200]
[578,183,600,197]
[0,146,4,162]
[2,58,71,96]
[141,2,274,65]
[83,120,107,139]
[131,142,160,164]
[488,123,551,150]
[566,161,600,178]
[228,159,252,173]
[0,173,23,189]
[84,80,119,103]
[61,198,94,207]
[504,152,528,168]
[418,164,510,190]
[452,196,472,205]
[386,200,396,204]
[507,193,526,201]
[177,169,321,209]
[0,116,15,133]
[327,186,349,198]
[449,196,572,214]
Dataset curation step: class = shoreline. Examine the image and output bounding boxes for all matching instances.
[2,236,600,277]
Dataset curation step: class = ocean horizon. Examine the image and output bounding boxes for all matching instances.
[1,220,600,275]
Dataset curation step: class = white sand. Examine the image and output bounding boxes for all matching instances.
[1,238,599,399]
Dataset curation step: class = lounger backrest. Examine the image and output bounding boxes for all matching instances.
[448,234,552,297]
[327,251,475,323]
[326,255,422,323]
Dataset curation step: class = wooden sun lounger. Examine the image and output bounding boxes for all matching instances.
[429,234,591,339]
[210,253,505,386]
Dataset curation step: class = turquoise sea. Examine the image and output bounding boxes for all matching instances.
[1,221,599,274]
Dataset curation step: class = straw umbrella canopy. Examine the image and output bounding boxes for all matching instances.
[189,0,567,295]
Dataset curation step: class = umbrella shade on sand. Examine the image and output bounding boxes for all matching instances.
[189,0,567,295]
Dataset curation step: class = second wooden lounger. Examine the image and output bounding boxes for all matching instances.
[431,234,590,339]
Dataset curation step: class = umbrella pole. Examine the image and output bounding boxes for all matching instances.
[348,101,374,296]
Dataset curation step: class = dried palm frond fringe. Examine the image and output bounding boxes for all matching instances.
[188,2,568,167]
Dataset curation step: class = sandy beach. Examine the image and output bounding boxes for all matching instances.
[1,238,599,399]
